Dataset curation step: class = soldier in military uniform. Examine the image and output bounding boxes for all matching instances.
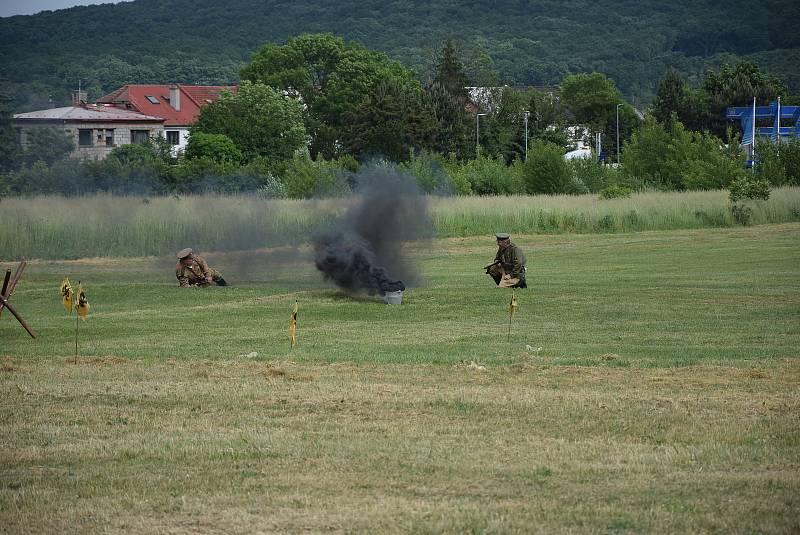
[175,248,228,288]
[485,233,527,288]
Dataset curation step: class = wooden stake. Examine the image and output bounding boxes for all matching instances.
[75,307,79,364]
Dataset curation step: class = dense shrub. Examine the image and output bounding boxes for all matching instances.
[523,141,585,194]
[728,174,770,226]
[171,157,260,193]
[184,132,242,165]
[192,81,307,163]
[280,154,351,199]
[23,126,74,166]
[2,160,56,194]
[755,138,800,186]
[568,157,623,193]
[623,117,745,190]
[729,175,770,202]
[400,150,466,195]
[256,174,288,199]
[450,152,523,195]
[599,185,633,199]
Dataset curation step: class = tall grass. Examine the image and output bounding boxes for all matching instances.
[431,187,800,236]
[0,194,345,260]
[2,188,799,259]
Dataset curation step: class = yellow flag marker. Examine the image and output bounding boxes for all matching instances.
[507,291,518,341]
[288,300,298,350]
[508,292,518,317]
[75,283,90,320]
[73,281,90,363]
[60,276,73,313]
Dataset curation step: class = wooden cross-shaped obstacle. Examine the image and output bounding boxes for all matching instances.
[0,260,37,338]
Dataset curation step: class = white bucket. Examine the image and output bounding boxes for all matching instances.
[383,290,403,305]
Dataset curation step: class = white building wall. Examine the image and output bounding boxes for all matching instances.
[162,127,191,156]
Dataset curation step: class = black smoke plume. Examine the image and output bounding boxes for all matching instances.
[313,165,432,295]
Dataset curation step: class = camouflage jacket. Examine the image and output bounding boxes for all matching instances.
[494,241,526,279]
[175,255,213,287]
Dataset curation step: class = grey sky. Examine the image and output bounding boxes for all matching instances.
[0,1,132,18]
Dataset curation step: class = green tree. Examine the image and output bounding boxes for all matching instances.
[184,132,242,164]
[623,116,744,190]
[451,152,524,195]
[347,77,426,162]
[193,81,306,163]
[651,70,713,134]
[701,61,788,137]
[280,153,349,199]
[561,73,621,130]
[433,40,471,102]
[399,150,470,195]
[0,79,20,172]
[23,126,74,166]
[522,140,581,194]
[422,81,472,158]
[560,73,639,156]
[651,69,691,126]
[525,88,567,146]
[478,86,548,163]
[753,138,800,186]
[241,33,417,159]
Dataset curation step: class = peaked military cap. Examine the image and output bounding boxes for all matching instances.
[495,233,510,240]
[177,247,193,259]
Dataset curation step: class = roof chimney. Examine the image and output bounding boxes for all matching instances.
[169,85,180,111]
[72,90,87,107]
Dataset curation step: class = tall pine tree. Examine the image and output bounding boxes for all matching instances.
[0,77,20,172]
[432,40,471,103]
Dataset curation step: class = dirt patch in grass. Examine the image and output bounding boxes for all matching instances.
[61,356,129,366]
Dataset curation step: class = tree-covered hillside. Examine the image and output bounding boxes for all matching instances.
[1,0,798,111]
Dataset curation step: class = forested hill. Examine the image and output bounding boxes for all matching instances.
[1,0,798,111]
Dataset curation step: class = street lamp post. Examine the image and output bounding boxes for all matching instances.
[616,103,622,165]
[523,110,530,161]
[476,113,487,153]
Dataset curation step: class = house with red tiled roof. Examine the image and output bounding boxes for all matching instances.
[14,91,165,160]
[97,84,237,154]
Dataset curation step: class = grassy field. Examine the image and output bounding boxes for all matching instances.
[3,187,799,259]
[2,224,799,533]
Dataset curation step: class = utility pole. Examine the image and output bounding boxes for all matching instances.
[476,113,487,153]
[523,110,530,161]
[616,103,622,165]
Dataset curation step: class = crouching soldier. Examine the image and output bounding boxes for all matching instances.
[485,233,527,288]
[175,248,228,288]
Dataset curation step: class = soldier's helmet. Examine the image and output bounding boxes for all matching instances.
[495,233,510,240]
[177,247,193,259]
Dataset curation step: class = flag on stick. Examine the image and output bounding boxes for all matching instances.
[60,276,73,314]
[74,282,90,363]
[288,300,298,350]
[507,291,518,341]
[76,283,89,320]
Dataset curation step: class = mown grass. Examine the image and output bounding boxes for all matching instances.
[3,225,798,365]
[1,224,798,533]
[3,187,800,259]
[2,359,798,533]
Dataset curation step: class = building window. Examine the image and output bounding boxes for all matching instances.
[131,130,150,144]
[105,129,115,147]
[78,129,93,146]
[166,130,180,145]
[146,95,160,104]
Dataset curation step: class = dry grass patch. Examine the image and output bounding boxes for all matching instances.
[2,358,798,534]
